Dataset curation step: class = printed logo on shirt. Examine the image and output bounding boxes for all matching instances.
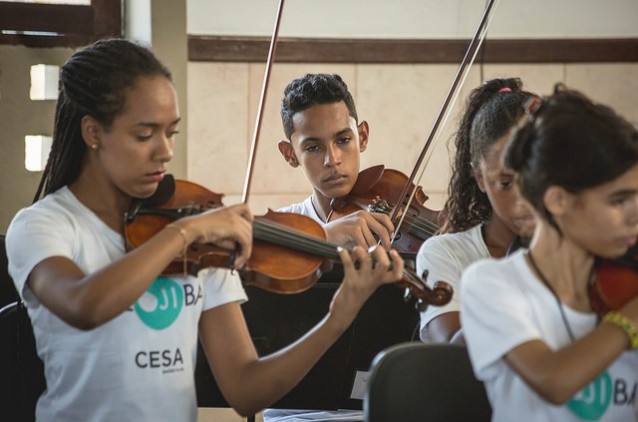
[135,348,185,373]
[567,371,612,420]
[134,277,184,330]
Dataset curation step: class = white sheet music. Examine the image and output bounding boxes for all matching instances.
[350,370,369,400]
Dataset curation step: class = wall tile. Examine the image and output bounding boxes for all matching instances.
[482,63,565,95]
[356,64,481,198]
[565,63,638,124]
[187,62,250,194]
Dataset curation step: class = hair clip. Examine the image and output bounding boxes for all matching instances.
[497,87,512,93]
[524,96,543,116]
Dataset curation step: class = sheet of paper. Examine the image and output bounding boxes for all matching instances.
[350,370,369,400]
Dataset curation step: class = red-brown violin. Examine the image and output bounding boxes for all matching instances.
[329,165,442,254]
[589,244,638,316]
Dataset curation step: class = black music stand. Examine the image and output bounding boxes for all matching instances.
[195,263,421,416]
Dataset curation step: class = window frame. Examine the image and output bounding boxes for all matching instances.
[0,0,121,47]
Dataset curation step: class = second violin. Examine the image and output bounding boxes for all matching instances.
[329,165,442,254]
[590,244,638,316]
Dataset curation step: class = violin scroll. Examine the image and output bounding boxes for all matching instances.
[400,266,453,312]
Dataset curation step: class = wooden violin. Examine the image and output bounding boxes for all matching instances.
[589,244,638,316]
[124,175,453,311]
[329,165,442,254]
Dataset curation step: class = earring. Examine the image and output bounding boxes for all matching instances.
[90,144,98,150]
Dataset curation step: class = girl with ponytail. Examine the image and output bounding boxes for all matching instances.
[417,78,536,343]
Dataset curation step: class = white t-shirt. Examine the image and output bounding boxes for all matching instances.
[6,187,247,422]
[416,224,489,341]
[267,195,363,422]
[277,196,323,222]
[461,250,638,422]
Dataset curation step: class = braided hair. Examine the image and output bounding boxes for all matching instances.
[440,78,533,233]
[505,84,638,234]
[34,39,171,202]
[280,73,358,140]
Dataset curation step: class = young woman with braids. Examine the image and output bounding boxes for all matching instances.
[417,78,536,343]
[461,86,638,421]
[5,39,404,421]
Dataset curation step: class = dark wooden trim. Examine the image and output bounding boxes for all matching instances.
[189,36,638,63]
[0,0,121,47]
[0,33,98,48]
[92,0,122,38]
[482,38,638,63]
[0,2,93,34]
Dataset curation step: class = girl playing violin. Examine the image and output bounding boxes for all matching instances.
[461,86,638,421]
[417,78,536,343]
[5,39,404,421]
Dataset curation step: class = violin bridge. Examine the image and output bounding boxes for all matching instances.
[368,196,392,214]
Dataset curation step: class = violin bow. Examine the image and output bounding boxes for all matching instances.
[241,0,286,203]
[389,0,501,241]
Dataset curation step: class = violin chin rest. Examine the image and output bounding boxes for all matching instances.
[145,174,176,206]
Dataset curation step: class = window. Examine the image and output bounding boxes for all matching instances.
[0,0,121,47]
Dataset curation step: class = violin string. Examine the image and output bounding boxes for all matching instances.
[360,198,440,238]
[376,207,439,240]
[254,219,422,288]
[403,215,439,237]
[400,216,437,239]
[254,223,336,257]
[253,219,341,259]
[256,228,338,259]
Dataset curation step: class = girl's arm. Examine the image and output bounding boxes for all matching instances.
[426,312,463,344]
[27,203,252,330]
[417,238,464,343]
[199,246,404,417]
[505,301,638,404]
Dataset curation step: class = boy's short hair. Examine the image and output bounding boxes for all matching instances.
[280,73,358,139]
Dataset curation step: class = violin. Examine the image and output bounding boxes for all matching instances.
[329,165,442,254]
[124,175,453,311]
[589,244,638,316]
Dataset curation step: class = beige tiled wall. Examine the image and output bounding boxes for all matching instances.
[187,62,638,215]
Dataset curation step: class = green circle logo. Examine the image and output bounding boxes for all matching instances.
[567,371,612,420]
[134,277,184,330]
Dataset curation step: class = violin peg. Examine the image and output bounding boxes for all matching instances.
[403,287,413,302]
[421,269,430,281]
[415,299,428,312]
